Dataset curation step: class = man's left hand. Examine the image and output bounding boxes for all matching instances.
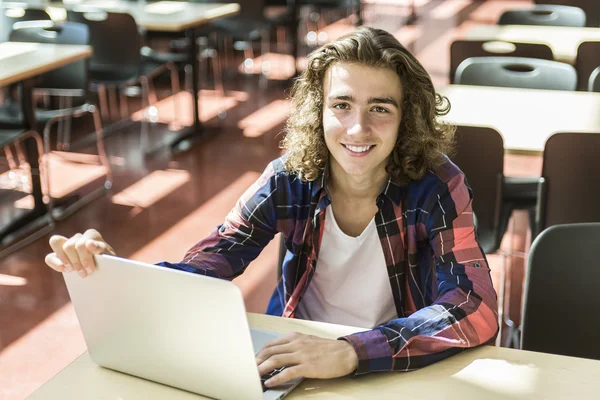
[256,332,358,388]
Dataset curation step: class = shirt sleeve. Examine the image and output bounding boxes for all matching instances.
[341,173,499,374]
[156,162,279,279]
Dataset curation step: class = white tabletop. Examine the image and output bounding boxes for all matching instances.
[438,85,600,155]
[47,1,240,32]
[30,313,600,399]
[0,42,92,87]
[465,24,600,65]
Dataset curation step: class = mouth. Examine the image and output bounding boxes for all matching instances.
[342,144,376,156]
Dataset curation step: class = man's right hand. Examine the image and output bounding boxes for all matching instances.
[45,229,115,278]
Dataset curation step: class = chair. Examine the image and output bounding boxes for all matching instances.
[498,5,586,27]
[0,6,50,42]
[455,57,578,91]
[2,21,112,220]
[590,66,600,92]
[449,125,508,347]
[521,223,600,360]
[450,40,554,83]
[534,0,600,27]
[575,41,600,91]
[450,125,504,254]
[67,9,180,123]
[0,129,52,257]
[534,132,600,236]
[204,0,272,76]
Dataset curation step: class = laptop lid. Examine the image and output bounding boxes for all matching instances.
[63,254,264,400]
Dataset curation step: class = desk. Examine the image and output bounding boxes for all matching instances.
[48,0,240,151]
[464,24,600,65]
[437,85,600,155]
[0,42,91,244]
[30,313,600,399]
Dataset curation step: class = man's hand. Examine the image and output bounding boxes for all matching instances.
[256,332,358,388]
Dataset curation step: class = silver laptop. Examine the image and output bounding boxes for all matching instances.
[63,254,303,400]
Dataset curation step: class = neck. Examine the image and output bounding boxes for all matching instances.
[328,160,390,202]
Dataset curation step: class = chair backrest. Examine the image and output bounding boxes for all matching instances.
[1,6,50,42]
[575,41,600,91]
[9,21,89,95]
[67,9,141,80]
[537,132,600,233]
[450,40,554,83]
[498,5,586,27]
[590,66,600,92]
[450,125,504,253]
[534,0,600,27]
[455,56,578,91]
[521,223,600,360]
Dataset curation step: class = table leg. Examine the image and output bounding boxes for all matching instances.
[165,27,219,154]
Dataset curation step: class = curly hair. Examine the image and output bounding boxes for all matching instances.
[281,26,455,182]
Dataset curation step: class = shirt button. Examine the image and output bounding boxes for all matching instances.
[219,226,226,233]
[474,263,481,268]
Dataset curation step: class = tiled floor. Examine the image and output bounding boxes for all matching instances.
[0,1,537,398]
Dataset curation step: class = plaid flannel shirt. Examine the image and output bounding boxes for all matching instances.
[158,156,499,374]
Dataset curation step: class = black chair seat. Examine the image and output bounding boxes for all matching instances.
[0,101,90,128]
[0,129,27,148]
[89,68,140,86]
[210,18,267,40]
[476,227,499,255]
[503,177,540,203]
[141,46,188,65]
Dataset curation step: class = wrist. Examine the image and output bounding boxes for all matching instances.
[342,340,358,375]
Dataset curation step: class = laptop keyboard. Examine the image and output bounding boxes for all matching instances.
[261,367,287,392]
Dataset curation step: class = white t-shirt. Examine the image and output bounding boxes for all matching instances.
[295,206,397,329]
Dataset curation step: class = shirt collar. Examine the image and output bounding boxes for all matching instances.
[311,163,406,207]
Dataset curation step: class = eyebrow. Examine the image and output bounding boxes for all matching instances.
[327,94,400,108]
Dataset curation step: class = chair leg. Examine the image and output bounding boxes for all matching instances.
[140,77,151,150]
[119,87,129,120]
[43,108,112,221]
[167,62,181,126]
[62,97,74,151]
[108,86,120,121]
[4,145,17,170]
[97,84,110,122]
[57,96,65,150]
[90,105,113,190]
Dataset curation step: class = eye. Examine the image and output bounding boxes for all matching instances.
[332,103,349,110]
[372,106,390,113]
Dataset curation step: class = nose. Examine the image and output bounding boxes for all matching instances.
[346,110,370,136]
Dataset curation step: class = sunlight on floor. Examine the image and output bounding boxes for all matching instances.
[238,100,291,138]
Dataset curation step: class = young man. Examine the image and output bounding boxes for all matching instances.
[45,27,498,388]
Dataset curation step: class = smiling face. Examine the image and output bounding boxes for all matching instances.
[322,62,403,185]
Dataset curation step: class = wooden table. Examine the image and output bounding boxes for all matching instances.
[30,312,600,399]
[48,0,240,152]
[48,0,240,32]
[0,42,91,243]
[437,85,600,155]
[464,24,600,65]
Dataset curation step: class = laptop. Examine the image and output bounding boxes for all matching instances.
[62,254,303,400]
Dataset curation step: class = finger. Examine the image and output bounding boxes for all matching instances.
[86,240,112,255]
[49,235,72,272]
[83,229,116,255]
[259,332,302,352]
[62,234,87,278]
[75,237,95,275]
[45,253,66,272]
[258,353,300,377]
[264,366,304,388]
[256,343,297,365]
